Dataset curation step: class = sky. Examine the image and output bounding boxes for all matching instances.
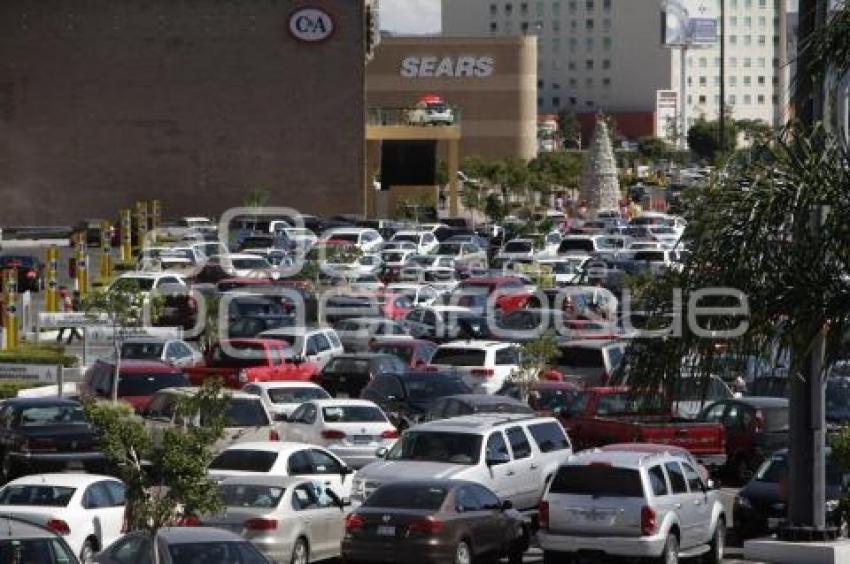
[380,0,441,34]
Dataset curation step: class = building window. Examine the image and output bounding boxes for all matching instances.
[687,95,692,104]
[698,95,707,104]
[571,19,577,29]
[569,96,577,105]
[714,95,720,104]
[553,1,561,15]
[553,37,561,51]
[569,78,577,87]
[699,57,707,67]
[687,76,693,86]
[521,21,529,32]
[714,57,721,66]
[586,0,594,9]
[729,94,736,104]
[758,0,766,6]
[758,57,766,68]
[490,22,498,32]
[553,82,561,90]
[758,35,766,46]
[585,59,594,69]
[603,18,611,30]
[538,97,543,107]
[505,3,513,15]
[538,79,544,88]
[603,0,611,9]
[490,3,498,16]
[758,16,766,27]
[520,2,529,15]
[729,57,738,68]
[586,100,594,107]
[729,76,738,87]
[602,59,611,69]
[745,0,753,7]
[568,0,576,13]
[553,96,561,107]
[744,16,752,28]
[714,76,721,86]
[505,20,513,33]
[568,60,576,70]
[743,76,752,86]
[569,37,577,50]
[699,76,707,86]
[743,58,751,68]
[757,75,765,85]
[758,94,766,104]
[731,0,738,8]
[603,77,611,87]
[536,1,544,15]
[586,18,594,29]
[553,20,561,31]
[586,77,593,87]
[586,37,594,50]
[730,35,737,45]
[772,95,779,105]
[744,94,752,104]
[602,37,612,50]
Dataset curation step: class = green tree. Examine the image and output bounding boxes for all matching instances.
[243,184,271,208]
[687,118,738,162]
[85,380,230,532]
[637,136,672,162]
[557,109,581,148]
[736,119,773,144]
[508,332,561,401]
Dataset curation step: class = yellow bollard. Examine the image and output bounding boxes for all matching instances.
[75,234,88,297]
[151,199,162,233]
[45,246,59,312]
[120,208,133,262]
[100,220,112,283]
[135,201,148,251]
[4,269,19,350]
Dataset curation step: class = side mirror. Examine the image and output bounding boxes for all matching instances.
[375,446,389,459]
[341,465,354,475]
[324,488,345,511]
[500,500,513,511]
[274,413,289,423]
[486,453,510,467]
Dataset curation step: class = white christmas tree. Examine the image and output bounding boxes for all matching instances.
[579,114,621,215]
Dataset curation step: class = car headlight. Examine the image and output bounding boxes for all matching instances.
[734,495,752,509]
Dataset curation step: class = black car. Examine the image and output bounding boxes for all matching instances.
[426,394,534,422]
[0,514,80,563]
[0,398,105,482]
[318,353,408,398]
[225,294,293,338]
[360,372,471,429]
[735,449,847,539]
[0,255,44,293]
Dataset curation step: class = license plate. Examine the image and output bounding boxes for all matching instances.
[376,526,395,536]
[353,435,372,444]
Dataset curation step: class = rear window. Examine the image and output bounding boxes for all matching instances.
[557,347,604,368]
[431,348,487,367]
[558,239,594,253]
[121,342,165,360]
[528,422,570,453]
[322,405,386,423]
[761,407,789,431]
[224,399,269,427]
[16,405,86,427]
[117,373,189,397]
[267,387,329,404]
[550,465,643,497]
[220,484,285,509]
[325,358,371,374]
[209,450,278,472]
[365,484,448,510]
[0,485,76,506]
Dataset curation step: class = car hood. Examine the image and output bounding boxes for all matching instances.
[358,460,475,482]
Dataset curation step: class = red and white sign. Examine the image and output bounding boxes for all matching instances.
[289,7,335,43]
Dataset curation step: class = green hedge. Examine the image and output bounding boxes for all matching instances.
[0,381,46,399]
[0,344,79,368]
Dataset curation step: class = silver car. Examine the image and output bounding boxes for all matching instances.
[200,476,345,564]
[94,526,270,563]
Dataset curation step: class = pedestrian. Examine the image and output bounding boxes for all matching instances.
[57,288,83,344]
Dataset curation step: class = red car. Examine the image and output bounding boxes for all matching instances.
[81,359,189,412]
[374,290,414,321]
[456,276,536,315]
[369,339,438,369]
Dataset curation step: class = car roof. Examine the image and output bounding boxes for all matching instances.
[157,526,247,543]
[219,441,319,454]
[443,394,528,406]
[0,397,82,408]
[244,382,323,390]
[330,353,393,360]
[413,414,543,432]
[7,472,118,488]
[568,449,679,468]
[97,359,181,373]
[437,340,512,349]
[219,475,308,488]
[308,398,378,408]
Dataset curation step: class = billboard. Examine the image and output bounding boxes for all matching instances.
[663,0,719,46]
[656,90,679,143]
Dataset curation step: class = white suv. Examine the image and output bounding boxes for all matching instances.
[429,340,520,395]
[352,414,572,516]
[538,450,725,564]
[259,326,344,369]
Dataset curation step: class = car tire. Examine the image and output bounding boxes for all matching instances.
[657,534,679,564]
[705,519,725,564]
[454,539,473,564]
[80,538,97,564]
[290,538,309,564]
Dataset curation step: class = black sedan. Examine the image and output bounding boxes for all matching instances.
[317,353,408,398]
[342,480,528,564]
[735,449,847,539]
[360,372,472,429]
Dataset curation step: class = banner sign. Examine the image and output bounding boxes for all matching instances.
[663,0,718,46]
[0,363,62,383]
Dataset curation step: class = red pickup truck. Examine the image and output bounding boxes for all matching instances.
[558,386,727,470]
[185,339,320,389]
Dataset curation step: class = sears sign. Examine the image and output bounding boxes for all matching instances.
[289,7,335,43]
[400,56,495,79]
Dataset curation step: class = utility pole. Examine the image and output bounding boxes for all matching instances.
[783,0,832,541]
[718,0,726,152]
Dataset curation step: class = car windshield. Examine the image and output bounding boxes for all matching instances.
[0,485,75,506]
[557,347,605,368]
[267,387,329,404]
[220,484,286,509]
[17,405,87,426]
[633,251,667,262]
[559,240,594,253]
[325,358,371,374]
[209,450,279,472]
[404,377,470,401]
[387,431,482,464]
[409,256,437,267]
[117,373,189,397]
[550,466,643,497]
[756,454,843,485]
[430,348,486,367]
[234,301,282,316]
[322,405,386,423]
[382,252,406,263]
[121,342,165,360]
[168,542,264,562]
[435,244,462,255]
[329,233,359,243]
[760,406,789,431]
[222,399,269,427]
[536,388,576,411]
[231,258,270,269]
[364,484,448,510]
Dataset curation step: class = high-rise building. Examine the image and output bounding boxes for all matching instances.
[442,0,789,142]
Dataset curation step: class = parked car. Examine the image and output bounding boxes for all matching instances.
[0,473,126,562]
[391,230,439,255]
[200,476,345,564]
[454,277,537,316]
[558,387,728,471]
[81,359,190,412]
[361,372,472,430]
[734,449,847,539]
[425,394,533,423]
[369,339,437,369]
[402,305,488,342]
[144,387,280,451]
[0,513,79,564]
[93,526,271,564]
[599,443,710,482]
[108,272,187,295]
[207,442,354,500]
[224,294,293,338]
[119,338,202,369]
[671,375,735,420]
[0,255,44,292]
[698,397,789,482]
[0,398,106,481]
[342,480,528,564]
[282,399,398,468]
[259,326,345,369]
[321,228,383,253]
[241,381,331,418]
[351,414,572,514]
[428,340,520,395]
[538,450,725,564]
[333,317,411,352]
[554,339,626,387]
[316,353,408,398]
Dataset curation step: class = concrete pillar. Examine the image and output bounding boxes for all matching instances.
[448,139,460,217]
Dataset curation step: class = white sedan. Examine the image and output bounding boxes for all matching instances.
[282,399,398,468]
[208,441,355,501]
[201,475,345,564]
[241,381,331,418]
[0,473,126,562]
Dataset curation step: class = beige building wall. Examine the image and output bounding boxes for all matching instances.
[367,35,538,160]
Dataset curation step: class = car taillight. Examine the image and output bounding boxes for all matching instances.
[322,430,346,440]
[380,429,399,439]
[269,430,280,441]
[538,501,550,530]
[47,519,70,535]
[409,516,445,535]
[25,270,36,279]
[244,518,278,531]
[471,368,494,378]
[641,505,657,536]
[177,515,200,527]
[345,513,364,533]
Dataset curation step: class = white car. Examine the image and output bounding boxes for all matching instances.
[535,257,588,287]
[241,381,332,418]
[386,283,440,307]
[201,476,345,564]
[429,340,521,395]
[283,227,318,250]
[344,273,385,293]
[259,326,345,369]
[108,272,187,294]
[120,338,202,369]
[334,317,411,352]
[0,473,127,562]
[497,238,537,261]
[282,399,399,468]
[208,441,355,500]
[405,254,456,270]
[432,241,488,268]
[420,267,460,294]
[379,248,417,269]
[321,228,383,253]
[210,253,275,277]
[401,305,484,341]
[391,230,439,255]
